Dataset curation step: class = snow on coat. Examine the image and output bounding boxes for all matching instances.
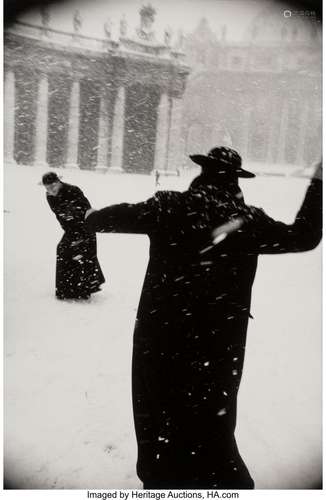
[85,174,322,489]
[47,182,105,300]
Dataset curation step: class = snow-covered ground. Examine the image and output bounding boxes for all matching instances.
[3,164,322,490]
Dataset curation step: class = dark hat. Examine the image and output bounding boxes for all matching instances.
[189,146,255,178]
[40,171,62,185]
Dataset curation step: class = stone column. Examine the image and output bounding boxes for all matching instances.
[66,78,80,169]
[4,70,17,165]
[96,87,110,171]
[277,100,289,164]
[296,101,309,165]
[154,92,170,172]
[166,96,183,172]
[110,85,125,171]
[34,74,49,168]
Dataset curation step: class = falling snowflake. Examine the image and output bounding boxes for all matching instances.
[217,408,227,416]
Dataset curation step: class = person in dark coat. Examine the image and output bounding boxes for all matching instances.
[41,171,105,300]
[155,170,161,188]
[85,147,322,489]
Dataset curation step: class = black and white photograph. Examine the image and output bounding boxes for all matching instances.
[3,0,323,495]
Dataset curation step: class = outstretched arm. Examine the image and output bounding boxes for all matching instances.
[85,196,160,235]
[211,163,322,255]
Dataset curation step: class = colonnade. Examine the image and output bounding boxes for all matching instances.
[4,68,184,173]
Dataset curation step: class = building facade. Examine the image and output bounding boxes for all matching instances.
[4,4,322,174]
[182,8,322,167]
[4,6,190,174]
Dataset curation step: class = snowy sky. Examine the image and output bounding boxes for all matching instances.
[18,0,293,42]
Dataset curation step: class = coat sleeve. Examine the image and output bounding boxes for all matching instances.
[223,177,322,255]
[85,195,161,234]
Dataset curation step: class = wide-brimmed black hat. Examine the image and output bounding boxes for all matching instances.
[39,171,63,185]
[190,146,255,178]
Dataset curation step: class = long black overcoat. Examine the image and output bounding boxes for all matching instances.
[47,182,105,300]
[86,175,322,489]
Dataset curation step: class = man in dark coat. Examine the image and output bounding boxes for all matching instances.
[42,171,105,300]
[85,147,322,489]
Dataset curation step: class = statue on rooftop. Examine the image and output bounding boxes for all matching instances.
[136,4,156,41]
[176,29,185,50]
[164,26,173,46]
[120,14,128,37]
[104,18,112,39]
[40,5,50,28]
[73,10,82,33]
